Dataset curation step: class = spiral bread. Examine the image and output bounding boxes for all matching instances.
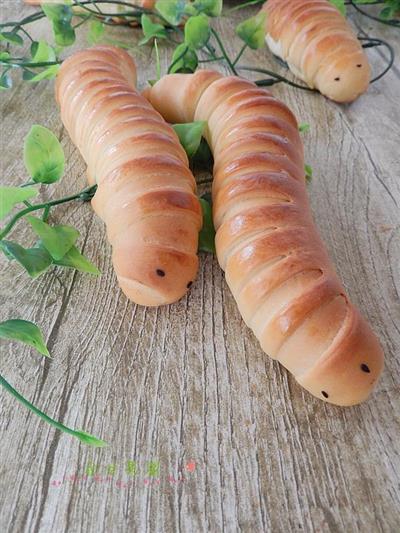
[260,0,371,102]
[56,46,202,306]
[144,69,384,405]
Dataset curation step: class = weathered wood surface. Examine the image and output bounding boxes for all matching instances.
[1,2,399,532]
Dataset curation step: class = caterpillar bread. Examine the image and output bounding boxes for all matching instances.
[260,0,371,102]
[144,70,384,405]
[56,46,202,306]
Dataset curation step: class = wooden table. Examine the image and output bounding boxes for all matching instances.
[1,2,399,531]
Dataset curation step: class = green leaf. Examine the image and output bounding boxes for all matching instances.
[169,43,198,73]
[55,245,100,275]
[30,39,56,63]
[24,125,65,184]
[184,14,210,50]
[378,2,399,19]
[173,121,206,158]
[0,319,50,357]
[236,11,266,50]
[305,164,313,182]
[199,197,215,254]
[0,240,53,278]
[42,3,76,47]
[192,137,213,169]
[184,3,197,16]
[192,0,222,17]
[298,122,310,134]
[27,65,60,83]
[155,0,187,26]
[30,41,39,58]
[139,14,168,45]
[328,0,346,15]
[0,51,10,60]
[22,69,37,81]
[27,216,79,260]
[52,21,75,46]
[75,431,108,447]
[0,32,24,46]
[0,186,38,220]
[0,70,12,90]
[87,19,105,45]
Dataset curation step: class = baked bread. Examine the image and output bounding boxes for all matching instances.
[56,46,201,306]
[144,69,384,404]
[260,0,371,102]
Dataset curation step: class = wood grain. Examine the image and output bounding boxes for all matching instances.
[1,1,399,532]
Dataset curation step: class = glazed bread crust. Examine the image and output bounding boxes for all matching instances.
[56,46,201,306]
[145,70,384,405]
[261,0,371,102]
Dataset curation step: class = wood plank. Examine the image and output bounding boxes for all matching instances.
[1,1,399,532]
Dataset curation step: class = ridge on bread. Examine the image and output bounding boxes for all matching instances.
[144,69,384,405]
[56,46,202,306]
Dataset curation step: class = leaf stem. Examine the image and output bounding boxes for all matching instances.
[73,14,92,30]
[233,43,247,66]
[0,12,46,30]
[199,56,225,63]
[358,37,395,83]
[18,26,34,42]
[0,373,107,447]
[348,0,400,27]
[224,0,264,14]
[168,45,189,74]
[0,185,97,241]
[1,60,62,69]
[154,38,161,80]
[238,65,316,91]
[42,205,51,223]
[210,28,238,75]
[20,180,35,188]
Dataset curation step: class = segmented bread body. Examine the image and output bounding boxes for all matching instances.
[260,0,371,102]
[56,46,201,306]
[144,70,384,405]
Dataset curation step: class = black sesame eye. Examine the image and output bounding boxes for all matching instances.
[361,363,370,373]
[321,391,329,398]
[187,281,193,288]
[156,269,165,277]
[334,77,340,81]
[357,64,362,68]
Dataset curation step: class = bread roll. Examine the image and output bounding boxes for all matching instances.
[56,46,201,306]
[260,0,371,102]
[145,69,384,404]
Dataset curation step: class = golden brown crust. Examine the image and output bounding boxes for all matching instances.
[145,71,384,404]
[261,0,371,102]
[56,46,201,306]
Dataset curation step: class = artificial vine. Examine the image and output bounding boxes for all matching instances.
[0,122,213,446]
[0,0,398,445]
[0,0,397,91]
